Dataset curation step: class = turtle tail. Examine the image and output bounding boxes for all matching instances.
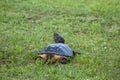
[73,51,81,56]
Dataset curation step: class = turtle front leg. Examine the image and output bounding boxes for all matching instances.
[52,55,68,64]
[42,57,49,65]
[37,54,49,65]
[50,54,61,64]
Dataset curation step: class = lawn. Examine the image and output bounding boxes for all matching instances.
[0,0,120,80]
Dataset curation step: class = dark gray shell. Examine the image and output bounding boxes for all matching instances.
[38,43,73,57]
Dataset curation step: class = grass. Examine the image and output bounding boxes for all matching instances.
[0,0,120,80]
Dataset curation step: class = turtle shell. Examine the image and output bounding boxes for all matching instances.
[38,43,73,57]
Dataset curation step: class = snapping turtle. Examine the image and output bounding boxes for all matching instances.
[35,33,80,64]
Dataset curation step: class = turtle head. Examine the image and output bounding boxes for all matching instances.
[53,32,65,43]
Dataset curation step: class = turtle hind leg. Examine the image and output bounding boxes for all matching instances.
[59,58,68,64]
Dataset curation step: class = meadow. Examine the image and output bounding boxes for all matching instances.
[0,0,120,80]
